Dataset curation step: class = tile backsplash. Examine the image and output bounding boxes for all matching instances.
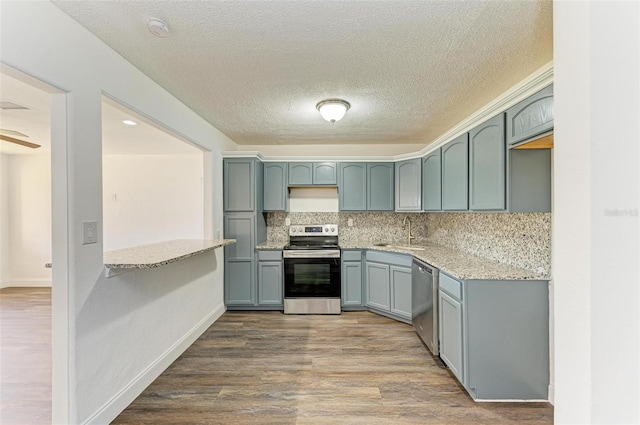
[266,211,551,275]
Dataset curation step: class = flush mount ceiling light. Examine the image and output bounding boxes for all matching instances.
[316,99,350,123]
[148,18,170,37]
[122,120,137,126]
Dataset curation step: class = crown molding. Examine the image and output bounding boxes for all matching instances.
[223,61,554,162]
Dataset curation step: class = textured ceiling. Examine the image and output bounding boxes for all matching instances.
[52,0,553,146]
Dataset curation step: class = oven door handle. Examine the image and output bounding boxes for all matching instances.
[283,250,341,259]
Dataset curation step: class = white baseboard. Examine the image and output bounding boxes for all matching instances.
[548,383,555,405]
[82,303,227,425]
[1,278,52,288]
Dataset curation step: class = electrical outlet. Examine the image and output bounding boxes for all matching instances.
[82,221,97,245]
[348,218,354,227]
[285,217,291,226]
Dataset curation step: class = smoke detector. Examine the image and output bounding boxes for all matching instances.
[148,18,169,37]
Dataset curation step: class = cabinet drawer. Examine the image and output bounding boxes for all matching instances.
[440,273,462,300]
[366,250,412,268]
[342,250,362,262]
[257,250,282,261]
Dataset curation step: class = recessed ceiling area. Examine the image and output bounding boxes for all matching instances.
[51,0,553,147]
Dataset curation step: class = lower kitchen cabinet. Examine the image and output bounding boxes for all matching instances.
[256,250,283,309]
[341,250,364,310]
[225,259,256,305]
[365,251,412,323]
[438,272,549,401]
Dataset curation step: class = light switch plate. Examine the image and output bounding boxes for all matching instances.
[82,221,97,245]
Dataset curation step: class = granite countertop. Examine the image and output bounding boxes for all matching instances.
[104,239,236,269]
[339,241,548,281]
[256,241,288,250]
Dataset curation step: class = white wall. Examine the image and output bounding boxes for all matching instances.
[1,2,237,424]
[554,2,639,424]
[1,154,52,288]
[238,143,427,158]
[0,155,10,286]
[102,154,204,251]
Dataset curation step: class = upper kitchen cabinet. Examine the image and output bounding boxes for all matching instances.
[313,162,337,185]
[508,149,552,212]
[263,162,288,212]
[339,162,393,211]
[469,114,506,211]
[339,163,367,211]
[506,84,554,147]
[441,134,469,211]
[367,163,395,211]
[395,158,422,211]
[288,162,313,185]
[224,158,259,212]
[289,162,337,185]
[422,149,442,211]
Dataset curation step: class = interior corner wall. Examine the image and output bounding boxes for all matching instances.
[102,154,204,251]
[1,2,238,424]
[553,1,640,424]
[3,154,53,287]
[0,154,10,287]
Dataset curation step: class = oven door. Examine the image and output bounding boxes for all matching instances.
[283,251,341,298]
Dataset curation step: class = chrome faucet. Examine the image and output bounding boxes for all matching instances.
[403,216,415,246]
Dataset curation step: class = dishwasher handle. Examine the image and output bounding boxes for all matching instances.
[413,261,433,275]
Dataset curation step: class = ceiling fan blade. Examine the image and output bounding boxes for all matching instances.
[0,134,41,149]
[0,128,30,138]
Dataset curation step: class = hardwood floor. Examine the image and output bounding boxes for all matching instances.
[115,311,553,425]
[0,287,52,425]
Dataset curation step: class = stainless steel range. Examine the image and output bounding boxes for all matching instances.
[283,224,341,315]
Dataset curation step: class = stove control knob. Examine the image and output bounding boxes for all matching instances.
[330,227,336,233]
[292,227,297,233]
[324,227,329,233]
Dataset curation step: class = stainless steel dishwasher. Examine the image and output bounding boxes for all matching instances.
[412,259,439,355]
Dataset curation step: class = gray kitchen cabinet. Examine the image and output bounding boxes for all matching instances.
[223,157,267,309]
[395,158,422,211]
[390,265,412,320]
[365,250,412,323]
[257,250,283,307]
[438,272,550,401]
[365,261,390,311]
[224,213,257,306]
[508,149,552,213]
[313,162,337,185]
[341,250,364,310]
[338,163,367,211]
[506,84,554,146]
[422,149,442,211]
[263,162,288,211]
[367,162,394,211]
[439,288,464,382]
[441,134,469,211]
[469,114,506,211]
[224,158,256,212]
[288,162,313,185]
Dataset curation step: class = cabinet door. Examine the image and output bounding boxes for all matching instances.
[225,260,255,305]
[441,134,469,211]
[258,261,283,305]
[313,162,337,185]
[339,163,367,211]
[288,163,313,185]
[439,290,464,382]
[390,265,412,320]
[224,159,255,212]
[342,261,363,307]
[365,262,390,311]
[263,163,288,211]
[395,159,422,211]
[224,213,255,260]
[422,149,442,211]
[367,163,394,211]
[506,84,554,146]
[469,114,506,211]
